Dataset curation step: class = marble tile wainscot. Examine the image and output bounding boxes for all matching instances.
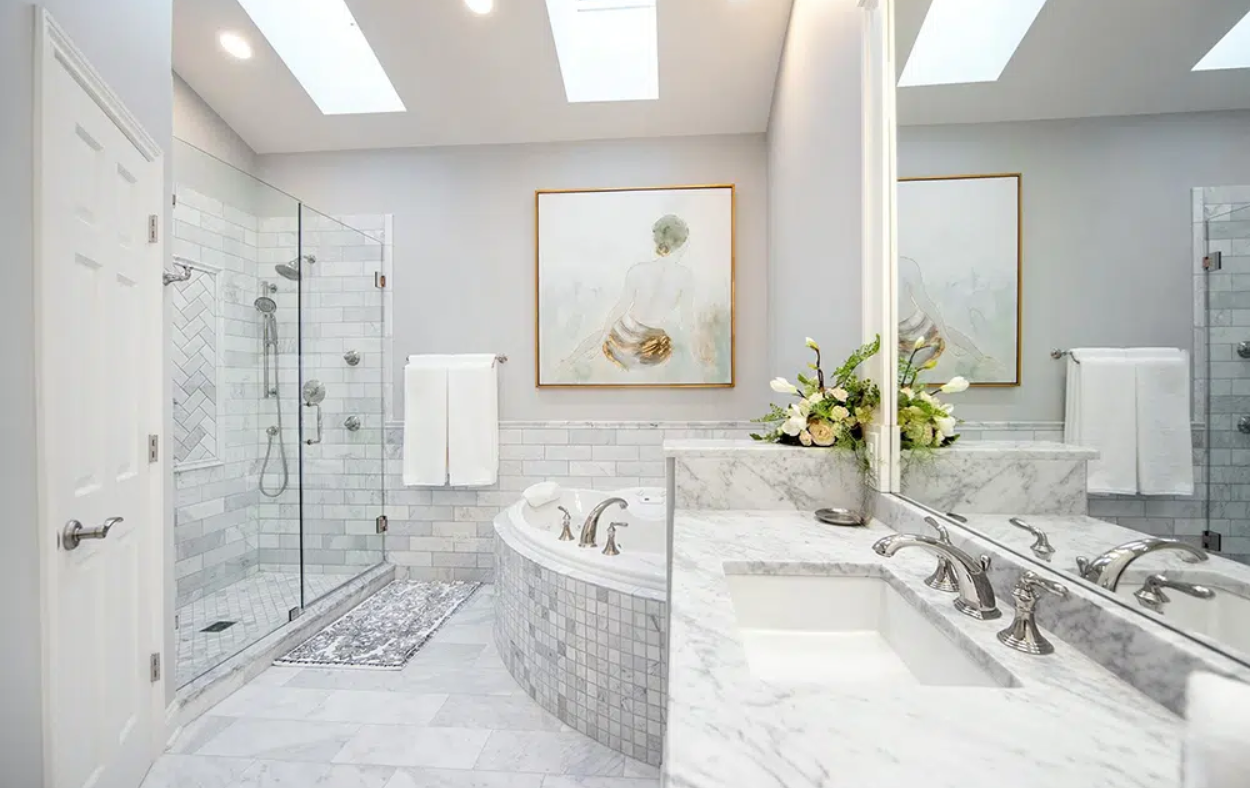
[494,520,667,767]
[382,421,756,580]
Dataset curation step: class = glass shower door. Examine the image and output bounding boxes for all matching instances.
[297,205,388,605]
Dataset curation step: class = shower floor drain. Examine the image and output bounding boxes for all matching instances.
[201,620,237,633]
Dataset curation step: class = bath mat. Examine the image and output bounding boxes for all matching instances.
[276,580,480,669]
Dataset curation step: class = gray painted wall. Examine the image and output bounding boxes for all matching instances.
[898,110,1250,423]
[767,0,865,379]
[0,0,172,782]
[173,73,259,177]
[257,134,771,421]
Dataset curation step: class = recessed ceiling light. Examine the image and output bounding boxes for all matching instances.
[1194,10,1250,71]
[544,0,658,103]
[899,0,1048,87]
[218,31,253,60]
[465,0,494,14]
[235,0,405,115]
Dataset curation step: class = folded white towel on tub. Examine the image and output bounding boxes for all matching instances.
[1184,671,1250,787]
[522,481,561,508]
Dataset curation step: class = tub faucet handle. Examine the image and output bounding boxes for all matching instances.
[603,522,628,557]
[557,506,574,542]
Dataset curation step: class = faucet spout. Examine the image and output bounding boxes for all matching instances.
[1076,538,1208,591]
[580,497,628,548]
[873,534,1000,620]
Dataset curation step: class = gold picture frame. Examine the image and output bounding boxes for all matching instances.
[534,184,737,389]
[898,172,1023,388]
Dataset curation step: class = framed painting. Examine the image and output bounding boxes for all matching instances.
[535,184,736,388]
[897,173,1022,387]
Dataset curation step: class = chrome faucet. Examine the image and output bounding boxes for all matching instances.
[873,534,1001,620]
[997,571,1068,655]
[1132,573,1215,613]
[1075,538,1208,591]
[580,497,628,548]
[1009,517,1055,562]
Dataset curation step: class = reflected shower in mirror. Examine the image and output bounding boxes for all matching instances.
[890,0,1250,665]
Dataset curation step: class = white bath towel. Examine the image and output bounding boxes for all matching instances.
[403,356,450,486]
[1135,349,1194,496]
[1183,672,1250,788]
[522,481,561,508]
[1065,349,1138,494]
[447,354,499,487]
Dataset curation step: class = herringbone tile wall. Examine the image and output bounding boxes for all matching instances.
[172,270,219,465]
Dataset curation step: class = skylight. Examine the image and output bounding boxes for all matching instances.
[899,0,1048,88]
[544,0,659,103]
[235,0,405,115]
[1194,10,1250,71]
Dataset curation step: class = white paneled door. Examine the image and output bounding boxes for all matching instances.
[36,12,165,788]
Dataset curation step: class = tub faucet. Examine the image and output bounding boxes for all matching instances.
[1075,538,1208,591]
[873,533,1001,620]
[580,497,628,548]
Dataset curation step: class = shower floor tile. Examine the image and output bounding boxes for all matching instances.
[177,571,345,687]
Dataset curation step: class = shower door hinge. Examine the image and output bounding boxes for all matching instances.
[374,271,386,289]
[1202,531,1223,551]
[148,215,159,243]
[149,653,161,683]
[376,514,389,534]
[288,606,303,622]
[1205,250,1223,271]
[172,193,178,207]
[148,434,159,463]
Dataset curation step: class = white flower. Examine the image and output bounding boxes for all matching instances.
[828,387,849,403]
[940,376,970,394]
[788,400,812,418]
[799,429,813,447]
[918,391,935,404]
[829,405,851,422]
[770,377,799,395]
[935,415,957,435]
[900,387,914,399]
[806,391,826,407]
[782,413,806,436]
[806,337,820,351]
[913,336,926,350]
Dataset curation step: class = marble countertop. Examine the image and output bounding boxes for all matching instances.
[910,440,1100,459]
[663,439,847,458]
[665,510,1181,788]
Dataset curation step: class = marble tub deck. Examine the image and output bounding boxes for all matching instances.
[144,585,660,788]
[665,510,1182,788]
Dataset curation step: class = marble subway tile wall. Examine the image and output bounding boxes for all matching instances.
[254,213,388,581]
[384,421,755,580]
[171,186,263,605]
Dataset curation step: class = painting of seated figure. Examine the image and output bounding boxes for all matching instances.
[536,184,735,387]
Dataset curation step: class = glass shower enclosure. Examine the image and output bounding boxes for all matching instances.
[170,140,386,687]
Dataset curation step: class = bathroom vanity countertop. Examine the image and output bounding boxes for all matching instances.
[959,513,1250,599]
[665,509,1181,788]
[904,440,1099,460]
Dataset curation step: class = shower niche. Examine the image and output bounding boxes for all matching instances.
[170,140,388,688]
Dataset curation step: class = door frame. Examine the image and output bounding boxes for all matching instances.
[33,7,168,780]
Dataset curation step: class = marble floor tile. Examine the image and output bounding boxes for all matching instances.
[384,767,545,788]
[429,694,566,732]
[473,731,625,776]
[211,686,335,720]
[405,642,488,667]
[196,718,361,762]
[540,779,660,788]
[235,760,397,788]
[621,760,660,779]
[425,623,494,645]
[287,668,413,692]
[248,666,304,687]
[168,715,238,755]
[140,754,254,788]
[310,690,450,725]
[332,725,492,769]
[399,666,524,696]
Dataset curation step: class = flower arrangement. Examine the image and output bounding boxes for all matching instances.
[751,336,882,458]
[897,336,969,450]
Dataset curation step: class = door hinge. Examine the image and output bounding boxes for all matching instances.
[376,514,389,534]
[374,271,386,289]
[1205,250,1223,271]
[149,653,161,683]
[288,606,303,623]
[148,214,159,243]
[1202,530,1223,551]
[148,434,159,463]
[172,193,178,207]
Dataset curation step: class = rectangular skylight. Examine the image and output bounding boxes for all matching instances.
[236,0,405,115]
[899,0,1048,87]
[544,0,659,103]
[1194,10,1250,71]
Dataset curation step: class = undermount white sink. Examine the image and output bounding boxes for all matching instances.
[1118,581,1250,657]
[724,572,1010,688]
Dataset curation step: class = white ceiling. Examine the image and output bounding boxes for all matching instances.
[173,0,795,154]
[897,0,1250,126]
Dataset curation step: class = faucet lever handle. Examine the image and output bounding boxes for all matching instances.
[1020,570,1068,598]
[602,522,628,556]
[1010,517,1056,561]
[556,506,575,542]
[997,571,1068,655]
[922,516,950,543]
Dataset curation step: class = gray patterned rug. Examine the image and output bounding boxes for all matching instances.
[276,580,481,669]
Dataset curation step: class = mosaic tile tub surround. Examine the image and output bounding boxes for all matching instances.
[494,521,668,767]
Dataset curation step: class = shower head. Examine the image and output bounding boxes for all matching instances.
[274,254,316,282]
[254,296,277,313]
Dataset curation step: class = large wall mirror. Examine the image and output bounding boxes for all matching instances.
[887,0,1250,667]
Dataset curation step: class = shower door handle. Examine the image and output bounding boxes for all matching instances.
[304,402,323,445]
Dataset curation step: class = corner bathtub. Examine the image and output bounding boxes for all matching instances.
[494,487,669,767]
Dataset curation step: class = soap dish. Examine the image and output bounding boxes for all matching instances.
[814,508,867,527]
